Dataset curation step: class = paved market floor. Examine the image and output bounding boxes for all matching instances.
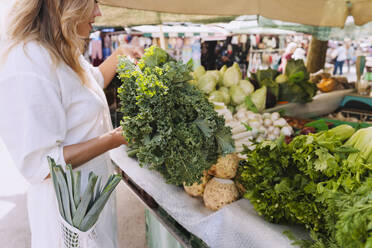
[0,139,147,248]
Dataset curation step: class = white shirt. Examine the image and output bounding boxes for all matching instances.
[0,41,118,247]
[335,46,347,62]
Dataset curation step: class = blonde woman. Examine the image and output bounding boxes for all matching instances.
[0,0,143,247]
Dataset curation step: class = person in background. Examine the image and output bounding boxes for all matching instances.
[0,0,143,247]
[292,44,306,62]
[279,42,297,72]
[346,43,356,73]
[332,42,347,75]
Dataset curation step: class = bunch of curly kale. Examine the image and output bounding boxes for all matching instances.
[117,46,234,186]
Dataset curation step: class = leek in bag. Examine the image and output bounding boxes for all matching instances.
[48,157,122,231]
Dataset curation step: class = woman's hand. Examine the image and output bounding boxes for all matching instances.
[116,44,144,59]
[109,126,128,148]
[61,127,128,170]
[99,44,144,88]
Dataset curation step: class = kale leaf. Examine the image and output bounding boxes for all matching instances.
[117,46,234,186]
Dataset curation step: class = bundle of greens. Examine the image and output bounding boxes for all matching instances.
[48,157,122,232]
[117,46,234,186]
[236,125,372,247]
[249,60,317,106]
[278,59,318,104]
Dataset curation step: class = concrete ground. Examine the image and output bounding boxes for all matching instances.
[0,139,147,248]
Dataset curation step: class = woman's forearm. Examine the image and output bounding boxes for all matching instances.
[98,45,144,89]
[63,128,127,169]
[98,49,121,89]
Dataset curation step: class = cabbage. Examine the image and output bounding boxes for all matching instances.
[275,74,288,84]
[251,86,267,112]
[229,85,246,105]
[206,70,223,87]
[239,80,255,96]
[198,74,217,94]
[208,91,225,103]
[219,87,230,104]
[194,65,206,80]
[220,65,227,76]
[223,63,242,87]
[219,87,229,94]
[188,79,199,87]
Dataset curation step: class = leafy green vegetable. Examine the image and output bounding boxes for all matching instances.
[250,86,267,112]
[305,120,329,132]
[48,158,122,232]
[229,85,246,105]
[256,68,280,99]
[193,65,206,80]
[208,90,225,103]
[236,125,372,247]
[198,73,217,94]
[239,79,255,96]
[117,46,234,186]
[223,63,241,87]
[279,59,317,103]
[244,95,258,113]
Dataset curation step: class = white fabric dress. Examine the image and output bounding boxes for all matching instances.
[0,42,118,248]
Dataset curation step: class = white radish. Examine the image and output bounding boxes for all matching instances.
[262,113,271,119]
[235,140,253,148]
[273,127,281,136]
[263,118,273,127]
[251,128,259,138]
[232,131,252,140]
[249,120,261,129]
[273,118,287,127]
[232,125,247,134]
[271,112,280,121]
[226,121,240,129]
[224,111,233,121]
[236,111,246,121]
[267,126,275,134]
[258,127,268,137]
[281,126,293,136]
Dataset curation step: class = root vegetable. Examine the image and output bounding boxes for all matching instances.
[203,178,240,211]
[208,153,240,179]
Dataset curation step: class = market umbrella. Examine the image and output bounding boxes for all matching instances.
[98,0,372,28]
[259,15,372,41]
[94,5,236,27]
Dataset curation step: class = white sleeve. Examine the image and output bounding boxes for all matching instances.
[0,73,67,184]
[80,56,105,88]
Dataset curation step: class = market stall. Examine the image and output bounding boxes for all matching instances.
[94,1,372,248]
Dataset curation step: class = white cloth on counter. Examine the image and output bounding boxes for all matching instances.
[110,146,308,248]
[0,41,117,248]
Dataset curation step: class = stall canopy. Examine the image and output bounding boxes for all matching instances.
[213,16,297,35]
[94,5,236,27]
[129,23,229,40]
[98,0,372,28]
[260,15,372,41]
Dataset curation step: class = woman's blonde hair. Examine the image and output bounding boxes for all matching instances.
[5,0,95,83]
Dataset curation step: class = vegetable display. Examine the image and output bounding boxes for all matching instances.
[48,157,121,232]
[249,59,318,105]
[191,63,267,114]
[214,103,293,154]
[117,46,234,186]
[183,153,241,211]
[236,125,372,247]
